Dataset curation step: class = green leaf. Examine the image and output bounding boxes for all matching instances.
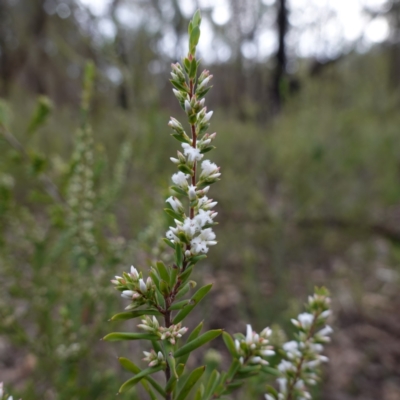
[178,164,194,175]
[189,26,201,54]
[173,329,222,358]
[156,261,170,282]
[169,299,190,311]
[176,282,191,299]
[175,242,183,268]
[189,58,198,79]
[118,365,164,393]
[165,344,179,379]
[110,309,161,321]
[175,366,205,400]
[171,185,187,196]
[172,133,192,144]
[150,268,160,289]
[163,238,176,249]
[118,358,166,397]
[187,254,207,266]
[170,264,179,288]
[103,332,159,341]
[160,279,170,296]
[170,79,189,92]
[179,265,194,285]
[204,369,220,399]
[200,146,216,154]
[192,10,202,28]
[177,321,203,365]
[224,380,243,394]
[184,57,191,73]
[235,365,261,379]
[164,207,184,221]
[222,332,237,357]
[173,284,213,324]
[27,95,53,135]
[226,359,241,382]
[266,385,279,398]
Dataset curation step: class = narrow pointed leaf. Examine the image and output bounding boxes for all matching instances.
[118,365,164,393]
[175,366,205,400]
[156,261,170,282]
[175,242,183,268]
[222,332,237,357]
[163,238,176,249]
[226,359,241,382]
[204,369,220,399]
[110,309,161,321]
[103,332,159,341]
[118,358,166,397]
[173,329,222,358]
[177,320,203,365]
[169,299,190,310]
[173,284,212,324]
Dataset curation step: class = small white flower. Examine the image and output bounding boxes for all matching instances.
[318,325,333,337]
[200,160,219,178]
[188,185,197,200]
[139,278,147,293]
[172,172,190,188]
[203,110,213,122]
[246,324,253,344]
[182,143,203,162]
[121,290,134,299]
[298,312,314,329]
[166,196,183,213]
[130,266,139,279]
[320,310,331,319]
[235,339,240,351]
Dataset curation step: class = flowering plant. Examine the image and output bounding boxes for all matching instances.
[105,11,332,400]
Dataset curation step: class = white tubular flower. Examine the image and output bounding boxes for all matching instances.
[139,278,147,293]
[297,313,314,329]
[200,160,219,179]
[194,210,213,227]
[172,171,190,189]
[188,185,197,200]
[182,143,203,162]
[203,110,213,123]
[130,266,139,280]
[166,196,184,213]
[0,382,3,398]
[246,324,253,344]
[121,290,134,299]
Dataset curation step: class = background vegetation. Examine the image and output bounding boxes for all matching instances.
[1,1,400,399]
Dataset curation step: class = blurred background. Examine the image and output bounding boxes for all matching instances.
[1,0,400,399]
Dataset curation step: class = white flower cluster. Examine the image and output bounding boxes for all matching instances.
[143,349,165,367]
[111,266,155,310]
[166,158,220,255]
[0,382,16,400]
[265,290,332,400]
[166,61,220,257]
[235,324,275,366]
[138,315,188,345]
